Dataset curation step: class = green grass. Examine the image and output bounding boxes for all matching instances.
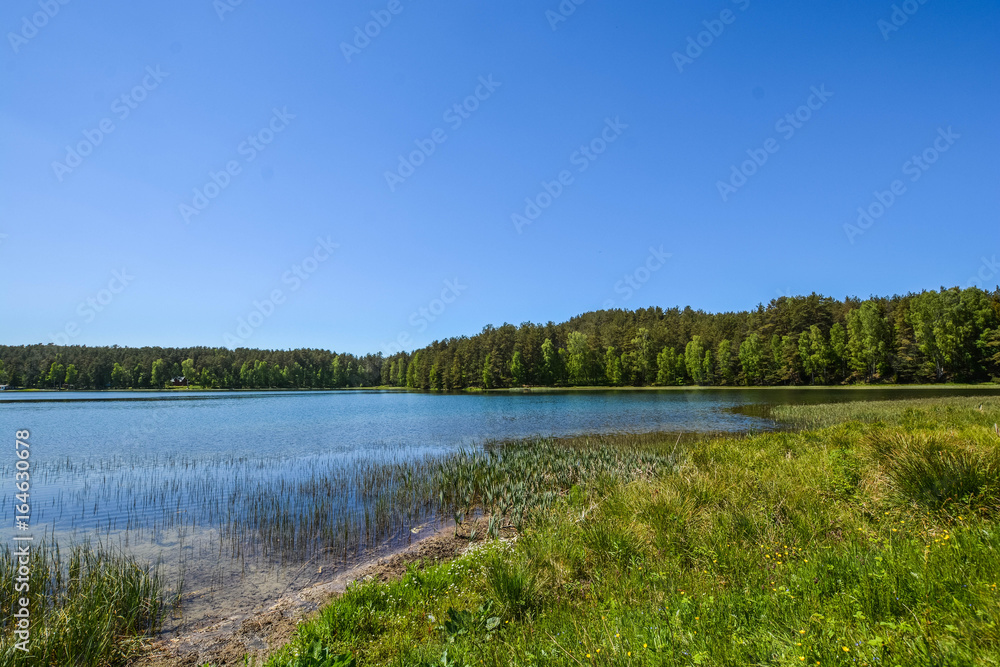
[772,395,1000,429]
[262,396,1000,667]
[0,541,167,666]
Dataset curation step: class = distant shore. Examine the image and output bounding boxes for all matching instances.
[5,382,1000,394]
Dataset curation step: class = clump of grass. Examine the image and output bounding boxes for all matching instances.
[483,554,540,619]
[0,540,166,666]
[867,429,1000,512]
[828,444,862,498]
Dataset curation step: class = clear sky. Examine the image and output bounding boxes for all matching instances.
[2,0,997,355]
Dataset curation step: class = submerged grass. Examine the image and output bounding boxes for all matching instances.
[0,540,166,666]
[262,396,1000,666]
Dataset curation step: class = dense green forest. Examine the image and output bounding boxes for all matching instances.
[2,287,999,391]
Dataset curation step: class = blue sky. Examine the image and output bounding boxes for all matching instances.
[1,0,997,355]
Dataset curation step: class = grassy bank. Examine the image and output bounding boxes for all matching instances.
[0,541,167,666]
[262,396,1000,666]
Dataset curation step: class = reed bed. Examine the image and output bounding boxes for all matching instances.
[0,540,166,666]
[2,434,687,576]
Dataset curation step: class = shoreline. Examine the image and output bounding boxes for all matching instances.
[6,382,1000,394]
[138,520,480,667]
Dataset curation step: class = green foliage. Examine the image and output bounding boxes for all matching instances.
[150,358,168,388]
[628,328,654,384]
[604,346,622,386]
[541,338,565,386]
[45,361,65,388]
[181,358,196,383]
[847,301,892,382]
[110,362,128,389]
[830,322,848,377]
[655,346,679,385]
[738,332,766,385]
[482,353,495,389]
[909,287,997,381]
[509,350,524,386]
[566,332,595,385]
[684,335,706,384]
[716,339,734,384]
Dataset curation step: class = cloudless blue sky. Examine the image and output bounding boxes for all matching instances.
[2,0,998,354]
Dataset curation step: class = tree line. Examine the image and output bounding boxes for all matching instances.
[0,346,384,391]
[2,287,998,391]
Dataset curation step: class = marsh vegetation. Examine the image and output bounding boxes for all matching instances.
[264,396,1000,666]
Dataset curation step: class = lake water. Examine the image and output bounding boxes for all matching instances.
[1,386,996,629]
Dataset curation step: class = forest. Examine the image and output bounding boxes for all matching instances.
[2,286,998,391]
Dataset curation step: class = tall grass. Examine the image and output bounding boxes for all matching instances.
[483,554,540,619]
[0,540,166,666]
[867,429,1000,512]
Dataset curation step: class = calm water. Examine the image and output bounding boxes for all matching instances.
[1,386,996,627]
[3,386,998,530]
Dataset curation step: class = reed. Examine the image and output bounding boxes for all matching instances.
[0,540,165,666]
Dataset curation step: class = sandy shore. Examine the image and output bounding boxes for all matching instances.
[135,522,477,667]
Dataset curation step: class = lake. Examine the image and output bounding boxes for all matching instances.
[1,386,996,629]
